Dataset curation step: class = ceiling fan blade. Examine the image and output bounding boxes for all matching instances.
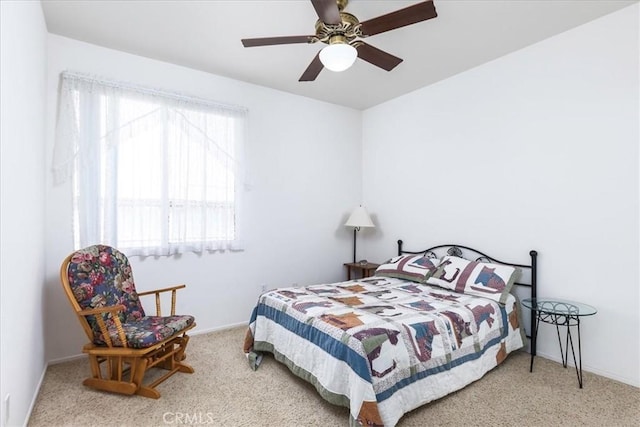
[311,0,342,25]
[356,42,403,71]
[242,35,314,48]
[299,53,324,82]
[359,0,437,37]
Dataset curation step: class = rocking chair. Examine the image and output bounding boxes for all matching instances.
[60,244,196,398]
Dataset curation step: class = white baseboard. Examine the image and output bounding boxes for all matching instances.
[47,352,86,366]
[23,363,47,427]
[190,321,248,336]
[534,350,639,388]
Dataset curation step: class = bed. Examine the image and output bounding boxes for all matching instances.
[244,241,537,426]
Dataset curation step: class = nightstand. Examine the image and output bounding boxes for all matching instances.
[522,297,597,388]
[344,262,380,280]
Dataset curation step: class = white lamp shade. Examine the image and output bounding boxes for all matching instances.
[345,206,375,228]
[319,43,358,72]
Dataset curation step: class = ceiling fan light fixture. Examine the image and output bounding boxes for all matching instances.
[319,42,357,72]
[241,0,439,82]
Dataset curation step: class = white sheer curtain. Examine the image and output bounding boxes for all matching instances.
[53,71,247,256]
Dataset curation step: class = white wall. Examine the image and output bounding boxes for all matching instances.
[0,1,48,426]
[44,35,363,361]
[362,4,639,387]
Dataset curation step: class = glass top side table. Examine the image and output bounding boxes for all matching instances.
[521,298,597,388]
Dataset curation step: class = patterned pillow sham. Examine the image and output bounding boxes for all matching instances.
[426,255,519,304]
[375,254,440,283]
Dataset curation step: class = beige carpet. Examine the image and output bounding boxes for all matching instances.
[29,326,639,426]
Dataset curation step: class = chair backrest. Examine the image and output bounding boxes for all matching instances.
[60,245,146,342]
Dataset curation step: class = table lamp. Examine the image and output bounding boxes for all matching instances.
[344,206,375,263]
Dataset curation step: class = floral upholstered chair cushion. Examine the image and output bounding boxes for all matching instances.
[104,315,195,348]
[67,245,194,348]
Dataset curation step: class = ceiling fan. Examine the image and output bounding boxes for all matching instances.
[241,0,438,82]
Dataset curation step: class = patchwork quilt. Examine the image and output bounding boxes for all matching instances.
[244,276,524,426]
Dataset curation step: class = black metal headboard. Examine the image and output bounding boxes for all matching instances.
[397,239,538,355]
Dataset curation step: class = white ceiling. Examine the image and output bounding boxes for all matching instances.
[41,0,636,110]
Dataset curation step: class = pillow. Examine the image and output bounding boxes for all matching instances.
[375,254,440,283]
[426,255,519,304]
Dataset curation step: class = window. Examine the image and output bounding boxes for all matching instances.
[54,72,247,256]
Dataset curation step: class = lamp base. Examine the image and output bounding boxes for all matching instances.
[352,228,357,263]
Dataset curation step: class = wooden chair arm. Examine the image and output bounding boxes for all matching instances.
[137,284,186,297]
[137,284,186,316]
[78,305,128,348]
